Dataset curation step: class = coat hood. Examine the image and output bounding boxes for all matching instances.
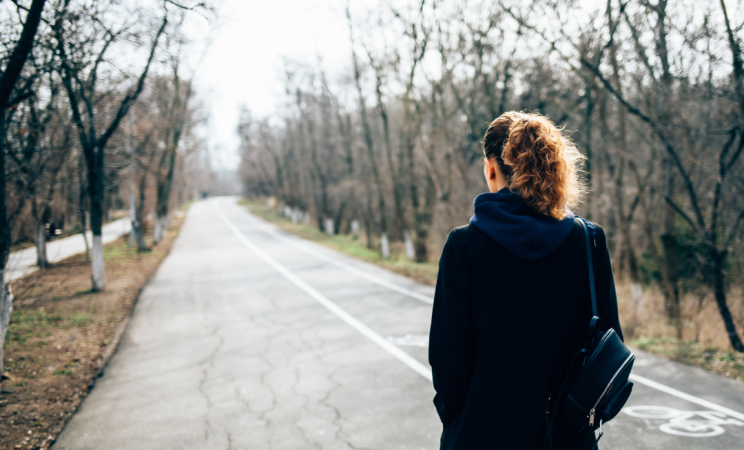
[469,189,575,262]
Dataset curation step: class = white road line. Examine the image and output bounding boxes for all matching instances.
[234,204,433,304]
[629,374,744,421]
[213,201,433,382]
[222,199,744,420]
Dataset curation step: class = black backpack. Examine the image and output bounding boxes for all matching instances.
[541,218,635,450]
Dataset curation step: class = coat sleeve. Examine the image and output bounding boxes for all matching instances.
[594,225,624,341]
[429,229,476,425]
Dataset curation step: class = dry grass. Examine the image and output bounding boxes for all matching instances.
[241,199,440,286]
[0,214,185,450]
[616,280,744,382]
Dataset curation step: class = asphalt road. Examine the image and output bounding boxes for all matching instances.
[52,198,744,449]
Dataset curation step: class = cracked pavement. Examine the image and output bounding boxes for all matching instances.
[52,198,439,450]
[51,198,744,450]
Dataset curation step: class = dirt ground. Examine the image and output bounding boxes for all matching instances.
[0,214,185,450]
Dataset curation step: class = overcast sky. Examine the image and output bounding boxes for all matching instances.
[188,0,353,170]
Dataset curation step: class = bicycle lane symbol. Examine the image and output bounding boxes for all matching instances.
[623,405,744,437]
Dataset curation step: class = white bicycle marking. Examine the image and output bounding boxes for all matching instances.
[624,405,744,437]
[628,374,744,422]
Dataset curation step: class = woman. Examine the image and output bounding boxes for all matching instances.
[429,111,623,449]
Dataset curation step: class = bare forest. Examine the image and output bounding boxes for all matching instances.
[238,0,744,353]
[0,0,219,373]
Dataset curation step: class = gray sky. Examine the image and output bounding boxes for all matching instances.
[189,0,352,170]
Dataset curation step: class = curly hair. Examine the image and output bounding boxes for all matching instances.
[483,111,586,220]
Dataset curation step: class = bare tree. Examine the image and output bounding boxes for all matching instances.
[0,0,47,377]
[238,0,744,352]
[53,0,167,290]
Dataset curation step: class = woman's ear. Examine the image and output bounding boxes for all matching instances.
[484,157,496,180]
[484,157,508,192]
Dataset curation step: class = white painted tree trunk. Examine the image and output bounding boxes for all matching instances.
[153,218,162,245]
[129,214,136,248]
[381,233,390,259]
[351,220,359,239]
[325,218,334,236]
[404,230,415,260]
[34,219,48,267]
[79,221,90,263]
[303,213,310,226]
[91,235,105,291]
[631,281,643,324]
[0,277,13,375]
[153,215,168,245]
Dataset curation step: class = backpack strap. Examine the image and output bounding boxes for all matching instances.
[541,219,604,450]
[576,218,598,317]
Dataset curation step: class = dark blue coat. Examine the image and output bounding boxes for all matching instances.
[429,191,622,449]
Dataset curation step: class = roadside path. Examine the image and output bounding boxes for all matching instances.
[52,198,744,449]
[6,218,131,282]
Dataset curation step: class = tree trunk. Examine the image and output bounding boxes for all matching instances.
[153,216,168,245]
[91,234,104,290]
[34,216,48,268]
[154,143,177,245]
[413,176,436,262]
[136,222,147,251]
[334,202,346,236]
[347,10,387,242]
[0,282,12,376]
[711,248,744,352]
[78,173,90,263]
[583,78,594,221]
[32,201,49,268]
[135,169,148,251]
[404,230,415,260]
[371,63,406,239]
[364,217,372,250]
[612,159,645,339]
[381,233,390,259]
[0,0,47,376]
[660,231,681,337]
[88,144,105,291]
[662,162,682,336]
[129,159,136,248]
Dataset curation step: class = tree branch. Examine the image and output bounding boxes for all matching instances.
[0,0,47,107]
[53,1,93,164]
[582,55,707,229]
[165,0,206,11]
[725,208,744,248]
[665,195,697,230]
[719,0,744,118]
[96,16,168,150]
